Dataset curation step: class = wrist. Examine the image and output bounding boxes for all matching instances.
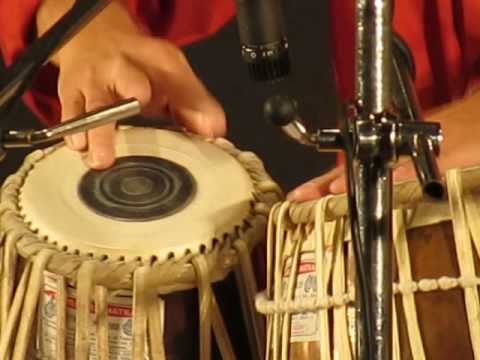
[36,0,142,66]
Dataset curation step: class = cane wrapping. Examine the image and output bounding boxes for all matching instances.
[0,128,282,359]
[257,166,480,359]
[94,285,109,360]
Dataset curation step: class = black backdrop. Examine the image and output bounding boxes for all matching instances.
[0,0,338,192]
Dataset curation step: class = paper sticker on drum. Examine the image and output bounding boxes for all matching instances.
[38,271,156,360]
[283,252,320,343]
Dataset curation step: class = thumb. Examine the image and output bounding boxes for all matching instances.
[328,161,418,192]
[392,162,418,183]
[287,167,345,201]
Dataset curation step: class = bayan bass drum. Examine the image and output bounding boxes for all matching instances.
[257,167,480,360]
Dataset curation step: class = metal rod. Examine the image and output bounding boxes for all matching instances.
[356,162,393,360]
[355,1,394,359]
[342,123,373,360]
[391,39,444,199]
[2,98,140,148]
[355,0,393,113]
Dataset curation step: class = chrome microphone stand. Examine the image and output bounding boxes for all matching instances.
[263,0,443,359]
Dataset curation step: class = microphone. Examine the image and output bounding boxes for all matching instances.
[234,0,290,82]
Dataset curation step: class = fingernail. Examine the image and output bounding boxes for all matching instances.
[65,136,73,148]
[393,165,407,181]
[71,134,85,150]
[87,154,100,169]
[198,112,216,138]
[286,190,299,201]
[287,183,316,201]
[329,178,343,193]
[183,108,216,137]
[88,151,110,169]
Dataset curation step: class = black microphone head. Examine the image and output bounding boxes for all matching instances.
[235,0,291,82]
[241,39,290,82]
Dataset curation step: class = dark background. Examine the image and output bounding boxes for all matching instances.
[0,1,338,192]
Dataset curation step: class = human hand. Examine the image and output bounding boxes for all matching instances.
[37,0,225,169]
[288,91,480,201]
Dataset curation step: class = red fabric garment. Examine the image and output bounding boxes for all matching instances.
[331,0,480,111]
[1,1,480,124]
[0,0,236,125]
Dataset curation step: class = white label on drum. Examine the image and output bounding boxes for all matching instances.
[37,271,159,359]
[283,252,320,343]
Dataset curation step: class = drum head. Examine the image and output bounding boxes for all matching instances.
[19,128,255,261]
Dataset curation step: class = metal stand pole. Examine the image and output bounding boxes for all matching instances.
[265,2,442,359]
[354,0,394,358]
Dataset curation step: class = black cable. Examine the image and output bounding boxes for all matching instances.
[0,0,110,119]
[341,111,374,359]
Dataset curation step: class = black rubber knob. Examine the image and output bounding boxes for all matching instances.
[264,95,298,126]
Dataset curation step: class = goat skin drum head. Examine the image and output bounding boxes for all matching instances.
[19,128,255,261]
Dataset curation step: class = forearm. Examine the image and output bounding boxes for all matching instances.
[427,91,480,121]
[426,91,480,151]
[36,0,141,65]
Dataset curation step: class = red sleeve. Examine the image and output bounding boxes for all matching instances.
[0,0,61,126]
[455,0,480,96]
[127,0,236,46]
[0,0,236,126]
[330,0,480,111]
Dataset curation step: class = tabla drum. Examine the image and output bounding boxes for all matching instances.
[0,127,282,360]
[256,167,480,360]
